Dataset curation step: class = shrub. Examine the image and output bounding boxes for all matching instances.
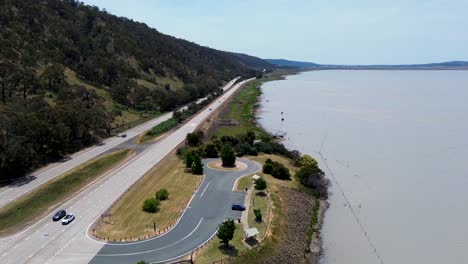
[204,142,219,158]
[254,177,267,193]
[262,159,274,174]
[155,189,169,201]
[235,143,258,156]
[191,154,204,175]
[263,159,290,180]
[254,209,262,222]
[185,151,194,168]
[186,131,204,147]
[296,165,330,199]
[142,198,160,213]
[271,162,290,180]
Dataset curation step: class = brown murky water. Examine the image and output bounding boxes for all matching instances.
[258,70,468,264]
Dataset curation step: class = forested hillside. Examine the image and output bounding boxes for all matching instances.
[0,0,273,181]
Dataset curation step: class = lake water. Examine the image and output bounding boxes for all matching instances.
[258,70,468,264]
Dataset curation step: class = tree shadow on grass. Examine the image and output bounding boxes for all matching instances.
[218,244,239,257]
[245,237,259,247]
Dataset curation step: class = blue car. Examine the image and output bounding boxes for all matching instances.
[231,204,246,211]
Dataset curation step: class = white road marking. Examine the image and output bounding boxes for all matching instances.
[95,218,204,256]
[199,182,211,198]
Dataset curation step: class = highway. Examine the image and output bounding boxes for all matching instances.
[0,77,254,264]
[0,78,239,209]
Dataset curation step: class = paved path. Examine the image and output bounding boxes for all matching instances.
[0,78,254,264]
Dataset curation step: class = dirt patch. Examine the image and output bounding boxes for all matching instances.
[207,160,248,171]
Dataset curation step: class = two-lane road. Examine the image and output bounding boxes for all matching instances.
[0,78,254,264]
[0,77,239,209]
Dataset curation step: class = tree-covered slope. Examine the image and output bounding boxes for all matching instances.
[0,0,272,181]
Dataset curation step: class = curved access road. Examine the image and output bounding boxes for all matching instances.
[89,158,260,264]
[0,78,239,209]
[0,78,254,264]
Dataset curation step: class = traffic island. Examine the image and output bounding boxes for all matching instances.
[207,160,248,171]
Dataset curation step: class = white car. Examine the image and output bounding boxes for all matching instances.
[62,214,75,225]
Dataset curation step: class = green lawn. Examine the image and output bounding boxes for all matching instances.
[215,75,287,138]
[249,190,270,239]
[236,175,254,191]
[0,149,133,236]
[139,117,179,143]
[195,224,247,263]
[95,152,202,241]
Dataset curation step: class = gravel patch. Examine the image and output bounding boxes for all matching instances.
[257,186,319,264]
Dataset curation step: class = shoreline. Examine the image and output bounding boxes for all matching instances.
[254,70,329,264]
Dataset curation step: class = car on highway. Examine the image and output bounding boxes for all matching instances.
[231,204,246,211]
[62,214,75,225]
[121,134,127,138]
[52,210,66,221]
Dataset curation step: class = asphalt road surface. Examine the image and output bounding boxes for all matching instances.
[0,78,239,209]
[0,78,254,264]
[89,159,260,264]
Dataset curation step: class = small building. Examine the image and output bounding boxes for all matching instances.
[244,228,259,240]
[252,174,261,181]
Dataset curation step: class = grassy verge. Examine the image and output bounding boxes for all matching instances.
[248,154,315,196]
[0,149,132,236]
[249,189,270,239]
[94,152,202,240]
[139,117,178,143]
[229,187,286,263]
[235,174,270,239]
[195,224,247,263]
[236,175,254,191]
[306,199,320,252]
[215,79,262,137]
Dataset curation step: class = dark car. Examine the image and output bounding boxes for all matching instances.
[53,210,66,221]
[121,134,127,138]
[231,204,246,211]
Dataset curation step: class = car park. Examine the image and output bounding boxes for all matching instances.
[62,214,75,225]
[52,210,66,221]
[231,204,246,211]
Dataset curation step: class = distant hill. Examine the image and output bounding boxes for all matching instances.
[265,59,320,68]
[0,0,273,181]
[231,53,276,70]
[266,59,468,70]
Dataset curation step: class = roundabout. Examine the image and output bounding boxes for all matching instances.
[206,160,248,171]
[88,158,261,264]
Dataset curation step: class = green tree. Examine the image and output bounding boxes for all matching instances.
[191,154,204,175]
[137,261,148,264]
[186,131,204,147]
[254,177,267,193]
[155,189,169,201]
[296,165,330,199]
[254,209,262,222]
[217,219,236,247]
[142,198,160,213]
[185,151,194,168]
[41,64,65,92]
[220,144,236,167]
[204,142,219,158]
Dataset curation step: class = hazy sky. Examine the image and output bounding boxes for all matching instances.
[81,0,468,64]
